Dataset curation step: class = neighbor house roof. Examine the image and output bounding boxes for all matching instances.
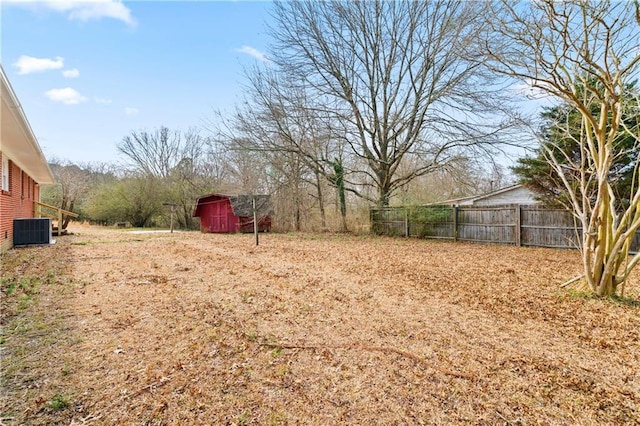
[1,65,55,185]
[437,184,539,207]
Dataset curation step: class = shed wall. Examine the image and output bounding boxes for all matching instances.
[199,197,238,233]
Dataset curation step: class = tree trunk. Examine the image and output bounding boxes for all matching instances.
[294,177,302,232]
[62,200,74,229]
[332,160,348,232]
[315,170,327,231]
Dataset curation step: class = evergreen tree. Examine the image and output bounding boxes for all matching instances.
[514,81,639,210]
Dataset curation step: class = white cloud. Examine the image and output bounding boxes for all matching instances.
[94,97,112,104]
[62,68,80,78]
[67,0,136,26]
[45,87,87,104]
[4,0,136,27]
[14,55,64,75]
[236,45,270,62]
[124,107,139,116]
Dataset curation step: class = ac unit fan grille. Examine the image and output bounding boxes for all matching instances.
[13,218,52,246]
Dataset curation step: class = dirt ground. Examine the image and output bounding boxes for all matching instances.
[1,225,640,425]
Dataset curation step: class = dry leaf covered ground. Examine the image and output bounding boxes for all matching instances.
[1,225,639,425]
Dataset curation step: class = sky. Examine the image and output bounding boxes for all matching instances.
[1,0,274,165]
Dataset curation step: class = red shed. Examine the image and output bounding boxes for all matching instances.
[193,193,273,233]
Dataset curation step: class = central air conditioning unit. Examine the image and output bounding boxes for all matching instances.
[13,218,52,246]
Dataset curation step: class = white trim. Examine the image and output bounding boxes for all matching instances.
[0,65,55,185]
[1,155,9,191]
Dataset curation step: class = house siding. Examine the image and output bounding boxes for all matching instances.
[472,187,538,206]
[455,186,539,207]
[1,152,41,252]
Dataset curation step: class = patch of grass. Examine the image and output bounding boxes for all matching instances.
[564,290,599,306]
[10,318,31,335]
[237,409,251,425]
[610,294,640,307]
[241,290,256,304]
[79,238,144,245]
[45,271,57,284]
[17,295,33,311]
[3,278,17,295]
[48,393,70,411]
[566,289,640,307]
[275,364,288,378]
[3,277,41,297]
[268,411,288,425]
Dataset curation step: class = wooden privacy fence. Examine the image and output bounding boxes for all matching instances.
[370,204,640,252]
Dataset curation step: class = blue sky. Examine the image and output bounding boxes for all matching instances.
[1,0,274,165]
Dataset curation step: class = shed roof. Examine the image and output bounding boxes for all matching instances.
[229,194,273,217]
[193,193,274,218]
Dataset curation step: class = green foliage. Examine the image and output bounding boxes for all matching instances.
[48,394,70,411]
[328,158,348,232]
[513,81,640,208]
[40,183,62,210]
[268,411,288,425]
[41,161,119,225]
[565,288,640,307]
[408,206,452,238]
[114,127,221,230]
[2,278,16,295]
[3,277,40,297]
[1,277,41,313]
[46,127,221,230]
[237,409,251,426]
[18,295,34,311]
[83,176,165,227]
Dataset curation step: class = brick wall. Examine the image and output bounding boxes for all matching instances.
[1,152,40,252]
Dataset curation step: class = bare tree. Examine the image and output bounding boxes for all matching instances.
[118,127,182,178]
[269,0,518,207]
[118,127,222,229]
[215,65,347,231]
[43,160,88,222]
[487,0,640,297]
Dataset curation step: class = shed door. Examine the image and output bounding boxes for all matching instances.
[209,198,226,232]
[215,200,227,232]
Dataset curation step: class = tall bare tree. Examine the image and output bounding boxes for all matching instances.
[42,159,89,226]
[118,127,222,229]
[487,0,640,297]
[269,0,518,207]
[118,127,208,179]
[215,66,346,231]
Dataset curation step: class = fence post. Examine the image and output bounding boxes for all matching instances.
[370,208,374,234]
[515,204,522,247]
[404,208,409,237]
[453,206,458,242]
